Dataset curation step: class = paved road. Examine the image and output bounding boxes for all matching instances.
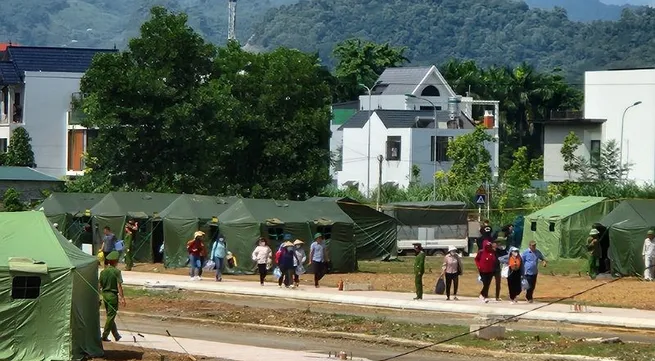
[112,314,497,361]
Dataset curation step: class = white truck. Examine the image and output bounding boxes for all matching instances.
[383,201,470,256]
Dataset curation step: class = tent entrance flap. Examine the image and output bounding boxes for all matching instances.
[266,218,284,226]
[8,258,48,274]
[314,217,335,226]
[152,221,164,263]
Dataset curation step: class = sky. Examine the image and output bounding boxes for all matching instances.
[600,0,654,5]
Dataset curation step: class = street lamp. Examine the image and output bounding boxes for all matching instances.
[620,101,642,166]
[405,93,437,201]
[359,83,373,198]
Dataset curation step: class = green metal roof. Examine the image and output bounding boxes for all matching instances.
[0,166,63,182]
[332,109,358,126]
[526,196,607,220]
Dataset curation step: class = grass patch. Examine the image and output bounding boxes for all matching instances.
[123,286,182,299]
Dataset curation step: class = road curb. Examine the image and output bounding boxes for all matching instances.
[125,278,655,331]
[114,310,617,361]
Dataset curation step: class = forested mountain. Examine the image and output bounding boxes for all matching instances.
[525,0,639,21]
[250,0,655,78]
[0,0,296,48]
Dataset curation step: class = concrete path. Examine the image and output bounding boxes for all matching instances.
[105,328,371,361]
[122,271,655,330]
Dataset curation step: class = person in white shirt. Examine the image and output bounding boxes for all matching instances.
[252,238,272,286]
[292,239,307,288]
[643,230,655,281]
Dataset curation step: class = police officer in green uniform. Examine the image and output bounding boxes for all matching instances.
[99,251,126,342]
[123,220,138,271]
[587,229,601,280]
[413,243,425,300]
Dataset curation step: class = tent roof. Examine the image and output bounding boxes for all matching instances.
[0,212,97,270]
[600,199,655,228]
[381,201,466,210]
[526,196,607,220]
[307,196,395,221]
[36,192,106,217]
[159,194,240,220]
[307,196,359,203]
[219,198,329,224]
[90,192,181,218]
[298,201,354,224]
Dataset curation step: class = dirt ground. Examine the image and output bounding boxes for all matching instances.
[94,343,205,361]
[123,257,653,310]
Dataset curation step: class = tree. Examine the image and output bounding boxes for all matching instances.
[579,139,630,182]
[5,127,35,167]
[561,131,582,179]
[2,188,24,212]
[503,146,539,189]
[332,38,409,102]
[446,126,495,187]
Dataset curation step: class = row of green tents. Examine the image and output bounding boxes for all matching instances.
[37,193,398,273]
[523,196,655,276]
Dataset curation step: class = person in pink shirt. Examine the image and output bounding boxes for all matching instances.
[440,246,463,301]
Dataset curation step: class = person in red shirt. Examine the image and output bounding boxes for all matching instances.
[187,231,206,281]
[475,240,496,303]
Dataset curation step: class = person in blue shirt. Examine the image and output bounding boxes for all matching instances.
[210,234,227,281]
[521,240,547,303]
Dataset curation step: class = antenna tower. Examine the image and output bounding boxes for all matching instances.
[228,0,237,41]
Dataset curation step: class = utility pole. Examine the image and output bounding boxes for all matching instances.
[359,83,373,198]
[376,155,384,211]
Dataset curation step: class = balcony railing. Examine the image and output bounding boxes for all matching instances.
[550,110,583,120]
[68,109,87,125]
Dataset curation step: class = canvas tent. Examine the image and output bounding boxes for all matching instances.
[522,196,613,260]
[218,198,358,273]
[159,195,240,267]
[599,200,655,276]
[36,192,105,246]
[0,212,102,361]
[90,192,181,262]
[307,197,397,259]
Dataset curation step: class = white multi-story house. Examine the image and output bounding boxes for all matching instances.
[542,68,652,184]
[0,45,116,178]
[336,66,500,194]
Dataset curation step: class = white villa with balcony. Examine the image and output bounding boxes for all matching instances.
[0,45,116,178]
[335,66,500,193]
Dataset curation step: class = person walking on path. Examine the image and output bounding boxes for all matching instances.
[187,231,206,281]
[309,233,329,288]
[292,239,307,288]
[475,240,496,303]
[499,246,523,303]
[441,245,463,301]
[643,230,655,281]
[413,243,426,300]
[492,236,508,301]
[123,220,138,271]
[522,240,547,303]
[278,241,295,288]
[252,237,272,285]
[211,234,228,281]
[587,229,601,280]
[99,251,125,342]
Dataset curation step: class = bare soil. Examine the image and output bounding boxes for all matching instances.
[94,343,208,361]
[124,258,653,310]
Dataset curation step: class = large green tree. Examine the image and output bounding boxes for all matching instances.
[71,7,332,199]
[445,126,495,187]
[332,38,409,102]
[5,127,36,167]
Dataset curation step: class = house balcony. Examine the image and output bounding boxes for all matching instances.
[67,109,87,126]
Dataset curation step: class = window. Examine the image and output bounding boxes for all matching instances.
[419,105,442,111]
[430,136,452,162]
[316,225,333,241]
[0,138,7,153]
[68,129,99,171]
[386,136,401,161]
[12,276,41,299]
[530,222,537,231]
[420,85,440,97]
[549,222,555,232]
[267,227,284,242]
[590,140,601,165]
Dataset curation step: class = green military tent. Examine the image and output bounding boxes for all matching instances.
[0,212,102,361]
[35,192,105,246]
[522,196,613,260]
[159,195,240,268]
[307,197,397,260]
[90,192,181,262]
[218,198,357,273]
[599,199,655,276]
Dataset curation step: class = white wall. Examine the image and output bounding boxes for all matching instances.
[543,125,602,182]
[22,71,83,178]
[359,95,407,110]
[585,70,655,184]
